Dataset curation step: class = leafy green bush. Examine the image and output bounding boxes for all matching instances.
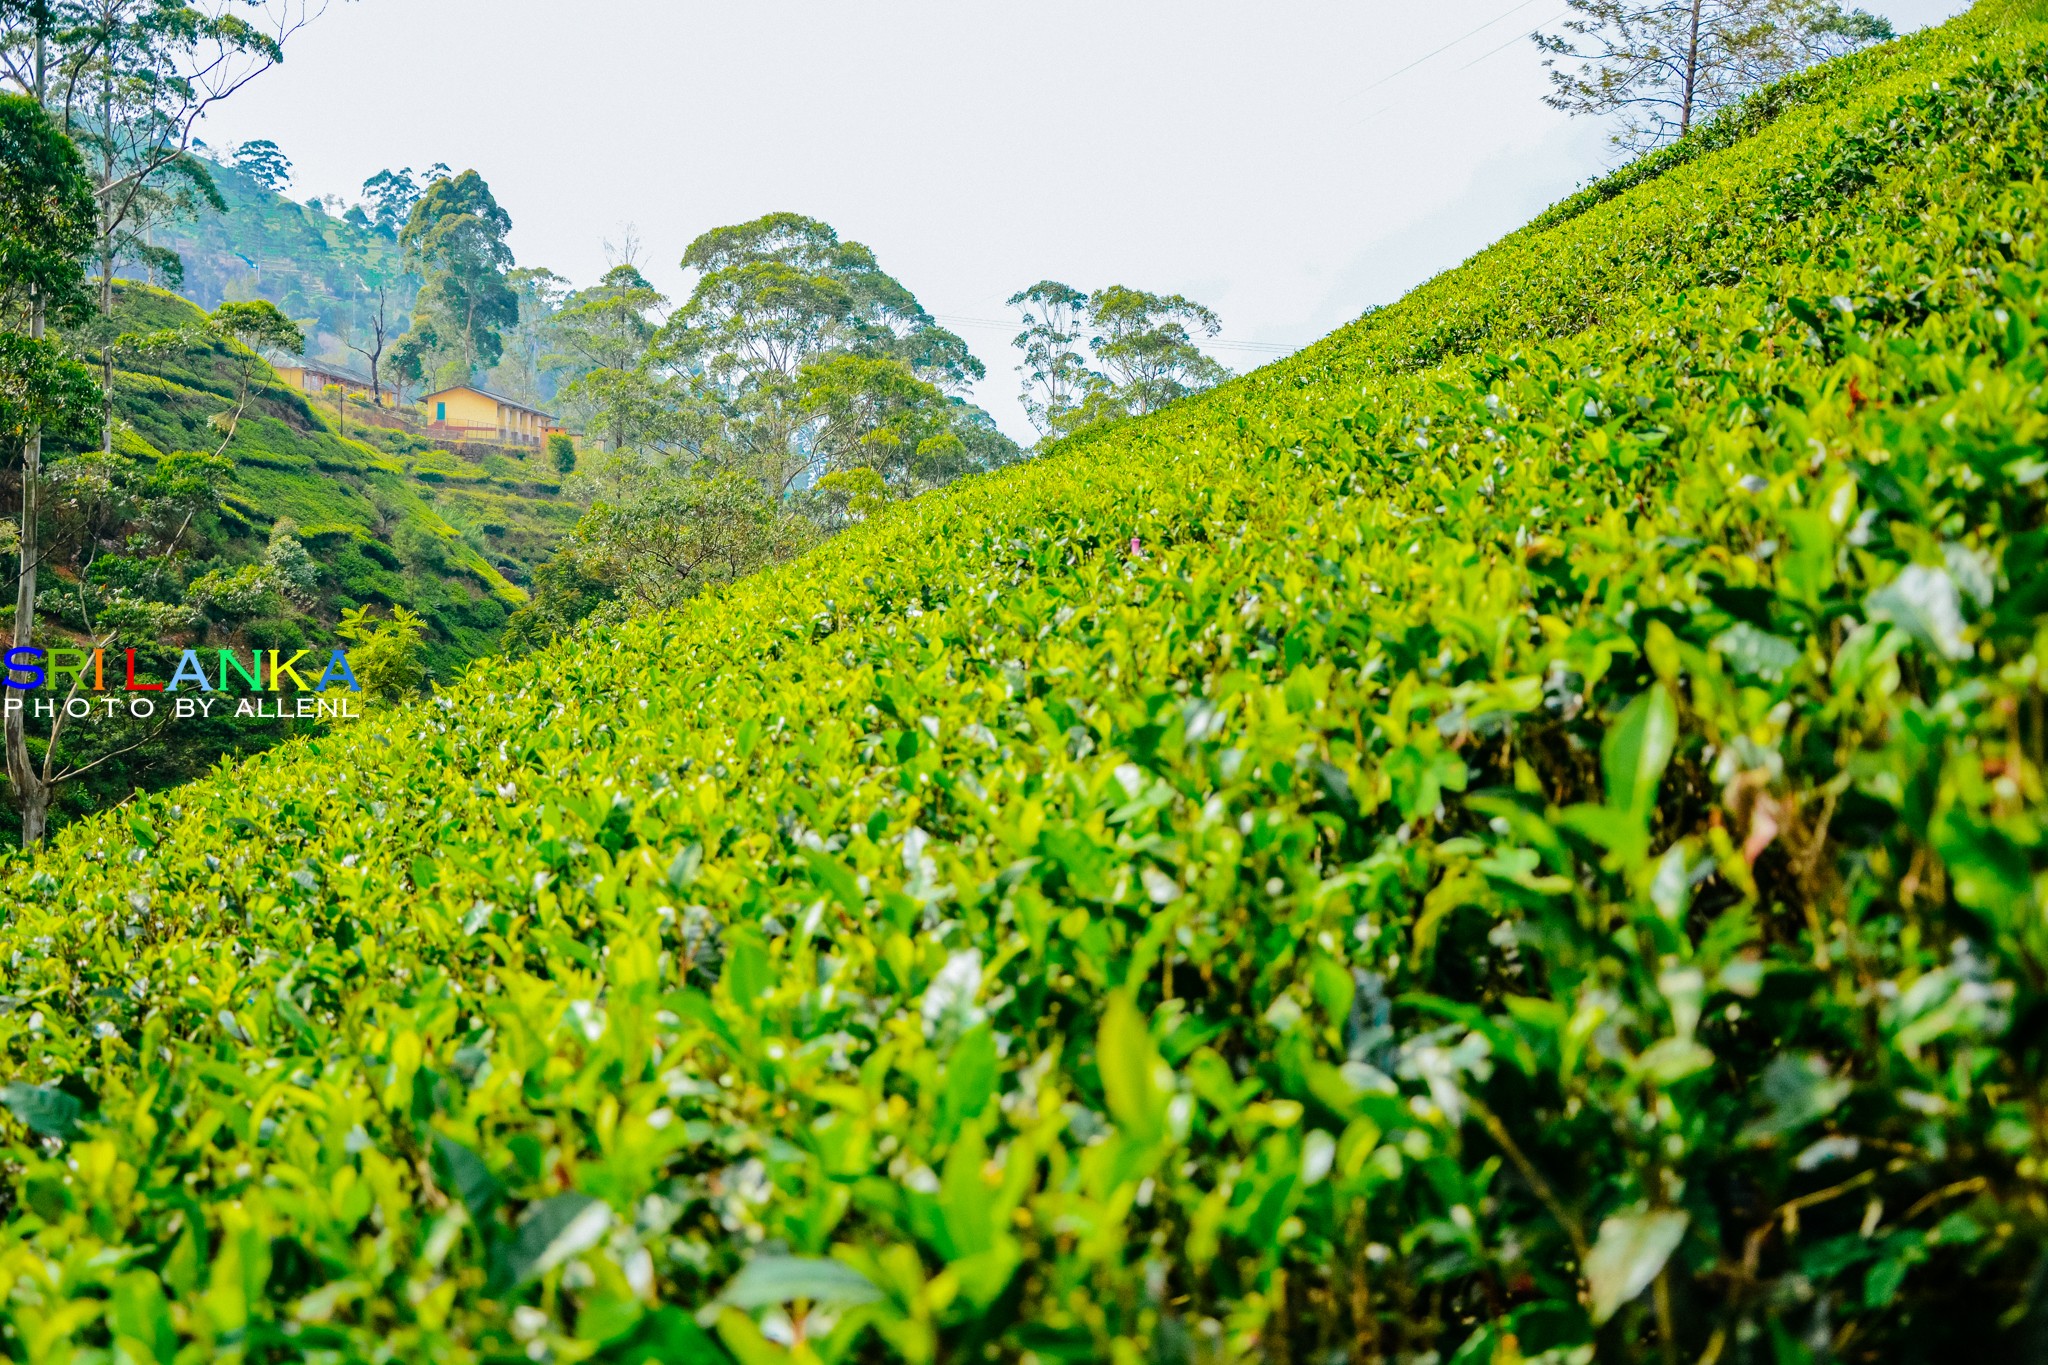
[5,4,2048,1362]
[336,603,428,702]
[393,520,450,572]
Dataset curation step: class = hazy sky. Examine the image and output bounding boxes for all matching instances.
[200,0,1969,440]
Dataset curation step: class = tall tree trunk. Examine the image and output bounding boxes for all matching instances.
[7,6,56,845]
[8,292,51,846]
[99,52,116,456]
[347,293,389,405]
[1680,0,1706,134]
[99,252,115,455]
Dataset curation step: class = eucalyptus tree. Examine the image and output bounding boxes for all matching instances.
[390,169,518,387]
[1536,0,1892,151]
[510,214,1016,647]
[549,262,667,449]
[798,352,972,491]
[1008,279,1097,441]
[1085,286,1229,419]
[489,264,568,405]
[1007,280,1231,437]
[228,135,289,191]
[360,161,447,239]
[656,211,1000,496]
[553,263,664,374]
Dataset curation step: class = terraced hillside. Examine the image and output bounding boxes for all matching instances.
[98,285,575,668]
[0,285,574,836]
[4,3,2047,1362]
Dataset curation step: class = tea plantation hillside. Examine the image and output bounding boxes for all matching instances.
[4,285,575,836]
[6,3,2048,1361]
[90,284,577,670]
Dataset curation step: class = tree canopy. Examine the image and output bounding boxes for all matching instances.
[549,263,668,451]
[0,92,96,454]
[1537,0,1894,150]
[1008,279,1093,439]
[390,169,518,387]
[360,162,448,239]
[0,90,95,321]
[1007,281,1231,441]
[664,212,980,394]
[508,212,1018,648]
[227,136,289,192]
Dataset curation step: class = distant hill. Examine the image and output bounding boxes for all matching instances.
[97,284,578,638]
[2,282,580,830]
[0,283,547,829]
[140,157,578,578]
[144,155,419,377]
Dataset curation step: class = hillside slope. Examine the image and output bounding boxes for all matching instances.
[100,284,577,657]
[6,4,2048,1362]
[145,155,418,374]
[7,285,578,832]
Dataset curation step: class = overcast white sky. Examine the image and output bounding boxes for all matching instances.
[199,0,1968,440]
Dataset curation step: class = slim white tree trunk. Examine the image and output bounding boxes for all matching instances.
[8,26,53,844]
[7,291,51,846]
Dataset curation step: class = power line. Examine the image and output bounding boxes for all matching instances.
[1352,7,1574,129]
[1335,0,1547,109]
[1458,8,1574,72]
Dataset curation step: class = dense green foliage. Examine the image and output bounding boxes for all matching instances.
[391,172,519,392]
[79,285,536,649]
[0,90,96,448]
[509,214,1019,649]
[645,211,1015,494]
[5,4,2048,1363]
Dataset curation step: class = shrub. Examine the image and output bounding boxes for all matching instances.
[262,532,319,605]
[357,538,402,571]
[182,561,279,619]
[335,602,427,701]
[391,520,448,572]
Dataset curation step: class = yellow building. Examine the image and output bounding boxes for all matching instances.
[274,359,395,407]
[419,385,556,447]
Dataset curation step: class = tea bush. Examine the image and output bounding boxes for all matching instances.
[6,4,2048,1362]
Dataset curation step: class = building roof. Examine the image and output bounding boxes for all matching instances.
[280,358,377,386]
[420,383,556,419]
